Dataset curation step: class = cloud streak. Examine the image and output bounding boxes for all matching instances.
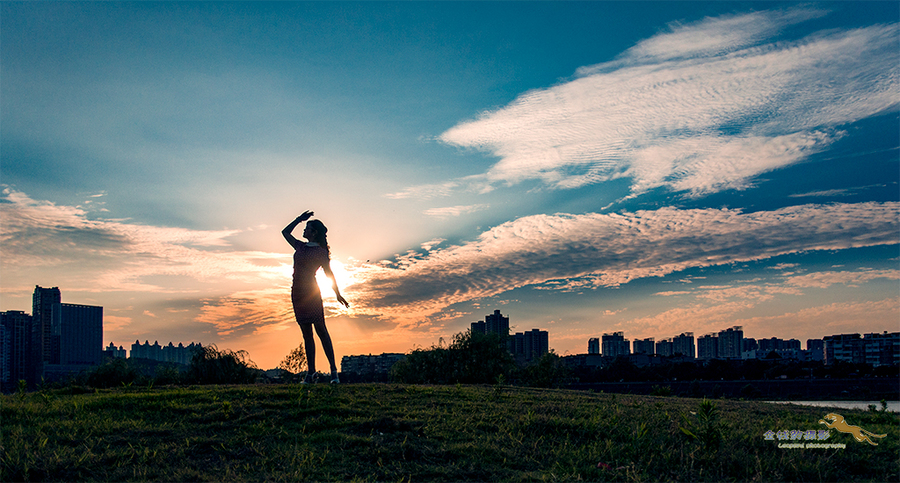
[397,8,897,200]
[349,202,899,324]
[0,187,288,293]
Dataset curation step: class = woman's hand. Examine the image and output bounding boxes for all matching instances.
[337,294,350,308]
[298,210,314,222]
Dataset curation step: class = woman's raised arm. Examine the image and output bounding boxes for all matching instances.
[282,211,313,248]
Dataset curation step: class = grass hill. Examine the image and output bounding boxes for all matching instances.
[2,383,897,482]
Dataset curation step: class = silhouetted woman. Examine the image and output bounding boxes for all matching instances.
[283,211,349,383]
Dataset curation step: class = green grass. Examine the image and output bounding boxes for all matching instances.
[2,384,898,482]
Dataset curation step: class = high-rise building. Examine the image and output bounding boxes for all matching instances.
[656,338,673,357]
[52,303,103,366]
[717,326,743,359]
[31,286,61,380]
[1,311,32,391]
[757,337,801,352]
[743,338,759,352]
[588,338,600,354]
[863,332,899,366]
[633,338,654,355]
[601,332,630,358]
[805,338,825,362]
[472,310,510,337]
[672,332,696,359]
[823,332,900,367]
[823,334,864,365]
[485,310,509,337]
[697,334,718,360]
[510,329,548,363]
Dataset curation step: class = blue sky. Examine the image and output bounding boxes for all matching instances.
[2,2,898,369]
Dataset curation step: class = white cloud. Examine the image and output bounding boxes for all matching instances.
[784,269,900,289]
[0,188,288,293]
[422,204,491,218]
[403,9,897,200]
[348,202,899,324]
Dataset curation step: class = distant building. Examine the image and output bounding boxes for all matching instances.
[655,338,673,357]
[104,342,127,359]
[561,353,604,369]
[341,353,406,376]
[743,338,759,352]
[741,348,802,361]
[804,338,825,362]
[588,338,600,355]
[485,310,509,336]
[472,310,547,364]
[757,337,801,352]
[863,332,899,367]
[823,334,864,365]
[31,286,61,383]
[717,326,743,359]
[672,332,695,359]
[130,340,201,364]
[806,339,824,353]
[52,303,103,366]
[510,329,549,363]
[1,311,32,392]
[697,334,718,360]
[633,338,654,355]
[15,287,106,385]
[471,310,509,337]
[601,332,630,358]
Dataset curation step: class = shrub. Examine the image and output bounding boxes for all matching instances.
[84,358,147,388]
[185,345,260,385]
[278,344,307,382]
[392,330,515,385]
[514,352,572,388]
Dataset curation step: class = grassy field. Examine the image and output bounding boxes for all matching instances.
[2,383,898,482]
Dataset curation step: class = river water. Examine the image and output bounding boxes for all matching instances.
[764,400,899,413]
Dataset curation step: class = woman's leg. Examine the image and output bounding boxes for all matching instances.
[300,323,316,375]
[313,321,338,374]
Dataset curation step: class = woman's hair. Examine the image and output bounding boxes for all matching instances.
[306,219,330,257]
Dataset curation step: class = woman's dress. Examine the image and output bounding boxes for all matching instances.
[291,243,329,326]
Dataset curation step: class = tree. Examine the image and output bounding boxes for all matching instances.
[391,330,515,385]
[185,345,259,384]
[278,343,307,382]
[515,352,571,388]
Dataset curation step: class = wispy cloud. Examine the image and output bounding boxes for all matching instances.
[398,8,897,201]
[784,269,900,289]
[789,184,887,198]
[347,202,899,325]
[196,288,294,336]
[422,204,490,218]
[0,187,288,293]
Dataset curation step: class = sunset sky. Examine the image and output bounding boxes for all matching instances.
[2,2,898,370]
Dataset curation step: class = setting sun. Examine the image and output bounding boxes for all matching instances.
[315,259,348,300]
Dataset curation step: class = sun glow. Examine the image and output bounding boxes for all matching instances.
[316,259,349,301]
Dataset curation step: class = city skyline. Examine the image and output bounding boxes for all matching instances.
[5,296,894,373]
[2,2,898,370]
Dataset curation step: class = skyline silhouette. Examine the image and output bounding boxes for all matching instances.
[1,2,897,370]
